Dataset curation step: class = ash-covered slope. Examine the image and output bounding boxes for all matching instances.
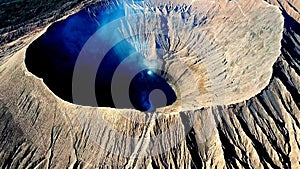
[0,0,299,168]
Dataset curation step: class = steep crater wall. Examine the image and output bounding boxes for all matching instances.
[25,0,283,111]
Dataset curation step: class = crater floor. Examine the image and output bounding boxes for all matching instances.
[25,5,177,111]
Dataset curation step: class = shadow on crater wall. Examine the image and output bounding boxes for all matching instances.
[25,2,177,111]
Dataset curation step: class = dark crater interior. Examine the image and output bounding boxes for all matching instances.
[25,2,177,111]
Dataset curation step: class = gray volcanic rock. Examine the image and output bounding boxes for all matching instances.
[0,0,299,168]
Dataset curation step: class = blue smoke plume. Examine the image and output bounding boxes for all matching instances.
[25,0,177,111]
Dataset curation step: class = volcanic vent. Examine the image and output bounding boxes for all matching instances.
[25,1,179,112]
[25,0,283,112]
[1,0,298,168]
